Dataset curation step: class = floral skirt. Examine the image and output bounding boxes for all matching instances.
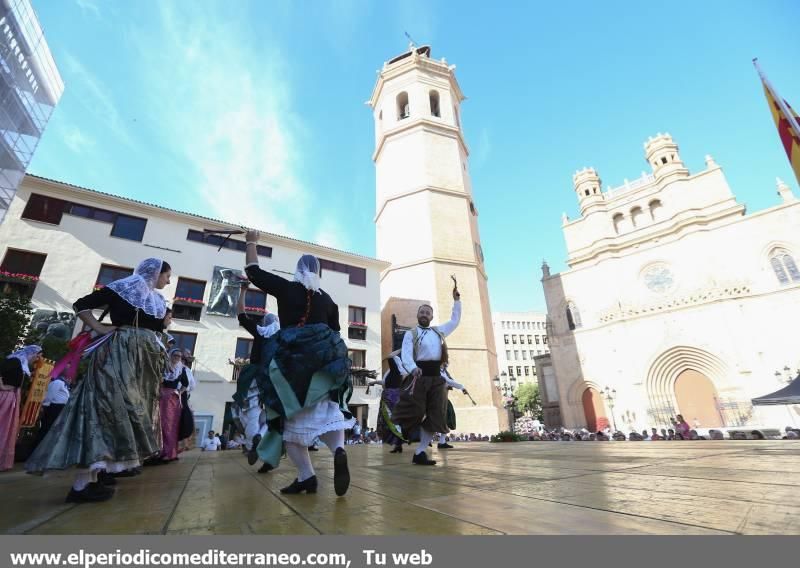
[0,389,20,471]
[159,387,181,460]
[376,387,404,445]
[26,327,167,473]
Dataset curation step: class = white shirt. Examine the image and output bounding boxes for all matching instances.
[401,301,462,373]
[441,368,465,391]
[42,379,70,406]
[201,436,221,451]
[184,367,196,392]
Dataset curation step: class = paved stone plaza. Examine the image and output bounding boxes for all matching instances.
[2,441,799,535]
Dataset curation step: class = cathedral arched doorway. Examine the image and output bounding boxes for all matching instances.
[581,387,608,431]
[674,369,724,428]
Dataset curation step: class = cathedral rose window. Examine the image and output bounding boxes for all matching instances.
[642,264,674,294]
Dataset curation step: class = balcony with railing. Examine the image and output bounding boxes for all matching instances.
[351,368,377,388]
[228,358,249,382]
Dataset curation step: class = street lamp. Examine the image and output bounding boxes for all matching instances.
[603,387,617,432]
[775,366,798,384]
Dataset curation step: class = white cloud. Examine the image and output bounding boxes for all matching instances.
[62,124,95,154]
[313,218,351,252]
[129,3,348,247]
[75,0,101,18]
[62,52,135,148]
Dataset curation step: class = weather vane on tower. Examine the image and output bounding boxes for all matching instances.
[404,31,417,50]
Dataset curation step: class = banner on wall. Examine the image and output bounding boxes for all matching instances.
[207,266,247,317]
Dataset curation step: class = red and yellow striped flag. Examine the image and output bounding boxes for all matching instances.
[755,59,800,185]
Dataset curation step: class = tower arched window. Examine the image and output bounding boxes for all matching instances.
[566,302,582,331]
[429,90,440,118]
[770,249,800,285]
[612,213,624,234]
[648,199,663,221]
[454,106,460,128]
[630,206,644,227]
[397,92,410,120]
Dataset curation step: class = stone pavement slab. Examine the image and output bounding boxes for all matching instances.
[2,441,799,535]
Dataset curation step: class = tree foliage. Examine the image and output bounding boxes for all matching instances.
[515,382,543,421]
[0,293,33,356]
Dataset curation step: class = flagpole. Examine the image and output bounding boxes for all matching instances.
[753,58,800,139]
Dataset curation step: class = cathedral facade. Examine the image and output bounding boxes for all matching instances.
[541,134,800,433]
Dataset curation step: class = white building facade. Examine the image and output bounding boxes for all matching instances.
[542,134,800,434]
[0,175,388,439]
[491,311,549,386]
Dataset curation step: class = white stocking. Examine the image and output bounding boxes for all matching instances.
[416,428,435,455]
[72,469,97,491]
[285,442,315,481]
[319,430,345,454]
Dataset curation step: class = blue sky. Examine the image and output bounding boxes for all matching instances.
[29,0,800,312]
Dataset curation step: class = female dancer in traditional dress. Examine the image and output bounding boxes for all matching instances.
[156,348,189,462]
[233,282,280,472]
[368,350,408,454]
[26,258,170,503]
[0,346,42,471]
[177,349,196,452]
[243,229,354,496]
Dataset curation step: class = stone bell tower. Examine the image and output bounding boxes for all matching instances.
[369,44,505,434]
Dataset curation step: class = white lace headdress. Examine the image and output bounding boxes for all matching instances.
[257,313,280,339]
[107,258,167,318]
[293,254,321,293]
[6,345,42,377]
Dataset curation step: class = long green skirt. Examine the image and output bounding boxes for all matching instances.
[26,327,167,472]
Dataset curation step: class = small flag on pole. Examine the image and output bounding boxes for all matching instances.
[754,59,800,185]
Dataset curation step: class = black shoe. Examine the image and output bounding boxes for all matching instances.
[308,445,319,451]
[257,463,274,474]
[97,471,117,486]
[280,476,318,494]
[247,435,261,466]
[131,467,142,476]
[110,469,138,478]
[412,452,437,466]
[143,457,166,467]
[66,482,114,503]
[437,443,453,449]
[390,445,403,453]
[333,447,350,496]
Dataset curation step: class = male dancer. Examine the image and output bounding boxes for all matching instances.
[393,281,461,465]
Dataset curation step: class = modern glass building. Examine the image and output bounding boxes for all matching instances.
[0,0,63,223]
